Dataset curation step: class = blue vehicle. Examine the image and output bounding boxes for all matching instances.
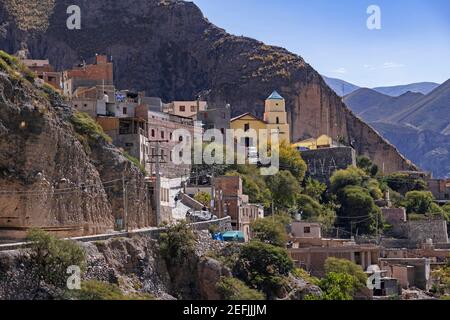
[222,231,245,243]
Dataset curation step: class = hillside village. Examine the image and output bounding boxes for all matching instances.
[0,50,449,301]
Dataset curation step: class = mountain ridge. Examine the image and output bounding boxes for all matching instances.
[0,0,417,174]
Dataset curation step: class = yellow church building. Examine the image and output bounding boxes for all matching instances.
[230,91,290,145]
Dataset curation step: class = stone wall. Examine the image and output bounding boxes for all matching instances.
[300,146,356,184]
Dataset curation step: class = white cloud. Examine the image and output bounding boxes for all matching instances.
[382,62,405,69]
[332,67,348,74]
[362,62,405,71]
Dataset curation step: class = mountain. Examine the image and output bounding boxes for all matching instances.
[373,82,440,97]
[387,79,450,135]
[0,0,416,174]
[344,89,424,123]
[372,122,450,178]
[343,82,450,178]
[322,76,360,96]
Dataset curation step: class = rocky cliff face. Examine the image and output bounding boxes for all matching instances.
[0,0,417,174]
[0,230,322,300]
[0,52,152,240]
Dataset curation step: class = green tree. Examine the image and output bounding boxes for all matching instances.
[216,277,266,300]
[297,194,324,220]
[266,170,300,210]
[324,257,367,289]
[304,178,327,201]
[251,217,288,247]
[194,191,211,207]
[404,191,435,215]
[384,173,427,195]
[318,272,358,300]
[159,222,196,262]
[234,241,294,298]
[330,167,369,193]
[27,229,85,289]
[357,156,379,177]
[336,185,382,235]
[278,141,307,182]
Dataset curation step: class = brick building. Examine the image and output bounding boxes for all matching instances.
[213,176,264,240]
[64,54,113,96]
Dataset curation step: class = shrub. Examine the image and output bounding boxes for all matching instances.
[234,241,294,298]
[216,277,265,300]
[70,280,153,300]
[404,191,434,215]
[304,178,327,201]
[250,217,288,247]
[71,111,112,144]
[324,257,367,289]
[330,167,368,193]
[159,222,197,263]
[26,229,85,289]
[318,272,358,300]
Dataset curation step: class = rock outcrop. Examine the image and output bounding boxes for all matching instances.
[0,53,153,240]
[0,0,417,174]
[0,230,322,300]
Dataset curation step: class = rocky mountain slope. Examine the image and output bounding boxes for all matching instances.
[321,76,360,97]
[0,51,153,241]
[343,82,450,178]
[0,230,321,300]
[387,79,450,135]
[0,0,416,174]
[344,89,424,123]
[373,82,440,97]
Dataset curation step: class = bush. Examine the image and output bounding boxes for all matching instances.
[216,277,265,300]
[318,272,358,300]
[234,241,294,298]
[336,185,382,235]
[304,178,326,201]
[27,229,85,289]
[70,280,154,300]
[324,257,367,289]
[330,167,369,193]
[384,173,427,195]
[159,222,197,262]
[71,111,112,144]
[404,191,435,215]
[266,170,300,210]
[250,217,288,247]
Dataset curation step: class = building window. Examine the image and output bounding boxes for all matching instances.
[179,136,183,142]
[244,123,250,132]
[304,227,311,234]
[123,107,127,115]
[170,132,173,140]
[151,129,155,137]
[179,105,186,112]
[84,104,88,108]
[276,117,280,124]
[179,151,183,158]
[220,128,225,135]
[191,105,196,112]
[161,131,165,139]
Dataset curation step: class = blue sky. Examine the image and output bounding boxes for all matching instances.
[193,0,450,88]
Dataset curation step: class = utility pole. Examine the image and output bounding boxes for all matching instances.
[147,139,168,227]
[122,167,128,232]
